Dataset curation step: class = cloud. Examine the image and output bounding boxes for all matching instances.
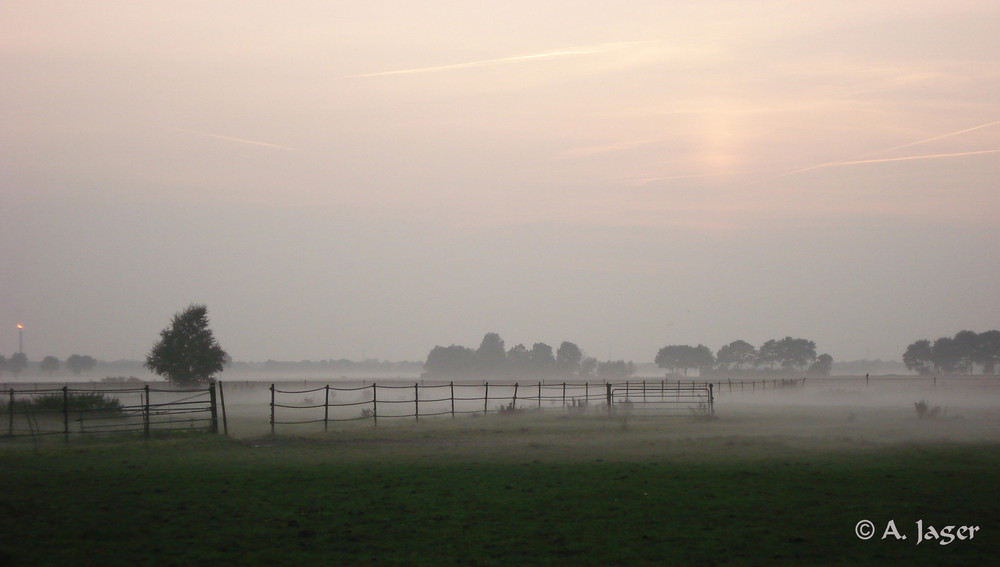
[162,127,296,151]
[345,41,658,78]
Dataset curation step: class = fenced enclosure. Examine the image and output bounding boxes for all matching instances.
[268,380,715,433]
[2,383,220,440]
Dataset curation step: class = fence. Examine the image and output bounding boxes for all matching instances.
[1,383,221,440]
[268,380,715,433]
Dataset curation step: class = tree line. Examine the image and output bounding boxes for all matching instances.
[655,337,833,376]
[0,353,98,377]
[423,333,636,379]
[903,330,1000,375]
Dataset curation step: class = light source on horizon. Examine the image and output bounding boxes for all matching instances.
[17,323,23,354]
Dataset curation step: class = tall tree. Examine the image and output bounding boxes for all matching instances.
[903,340,934,375]
[556,341,583,376]
[716,340,757,370]
[145,304,228,385]
[66,354,97,375]
[476,332,507,376]
[977,330,1000,374]
[7,352,27,377]
[39,356,60,375]
[424,345,476,378]
[529,343,556,376]
[808,353,833,376]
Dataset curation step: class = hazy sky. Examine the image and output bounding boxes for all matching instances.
[2,1,998,364]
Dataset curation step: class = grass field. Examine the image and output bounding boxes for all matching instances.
[2,408,998,566]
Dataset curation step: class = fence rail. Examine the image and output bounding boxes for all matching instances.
[268,380,715,433]
[1,383,221,440]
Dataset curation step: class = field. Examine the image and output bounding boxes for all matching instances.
[2,377,999,565]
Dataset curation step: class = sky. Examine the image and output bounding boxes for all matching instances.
[2,1,998,365]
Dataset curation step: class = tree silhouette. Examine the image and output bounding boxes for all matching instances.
[556,341,583,376]
[66,354,97,376]
[145,304,228,385]
[7,353,27,377]
[40,356,60,375]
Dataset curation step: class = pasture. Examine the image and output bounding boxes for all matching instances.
[2,376,998,565]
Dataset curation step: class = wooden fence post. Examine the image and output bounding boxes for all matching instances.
[606,383,612,412]
[562,382,566,407]
[324,385,330,432]
[512,383,519,409]
[538,382,542,409]
[8,389,13,436]
[218,380,229,436]
[209,381,219,434]
[269,384,275,435]
[414,382,420,422]
[484,382,489,415]
[372,383,378,427]
[143,384,151,439]
[450,382,455,419]
[62,386,69,442]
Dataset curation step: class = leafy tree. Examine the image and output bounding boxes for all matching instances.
[145,304,228,385]
[977,330,1000,374]
[0,355,5,375]
[529,343,556,376]
[424,345,476,378]
[7,352,28,377]
[556,341,583,376]
[506,343,531,377]
[755,340,781,369]
[808,353,833,376]
[903,339,934,375]
[40,355,60,375]
[66,354,97,375]
[579,356,598,379]
[716,340,757,370]
[597,360,635,379]
[775,337,817,371]
[476,332,507,376]
[655,344,714,376]
[930,336,963,374]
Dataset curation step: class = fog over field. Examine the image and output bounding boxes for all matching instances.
[2,2,999,367]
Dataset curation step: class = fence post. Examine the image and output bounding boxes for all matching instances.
[562,382,566,407]
[484,382,489,415]
[62,386,69,443]
[372,383,378,427]
[324,385,330,432]
[269,384,275,435]
[606,383,612,411]
[709,383,715,416]
[450,382,455,419]
[143,384,151,439]
[218,380,229,436]
[208,381,219,434]
[8,389,13,436]
[512,383,519,409]
[414,382,420,422]
[538,382,542,409]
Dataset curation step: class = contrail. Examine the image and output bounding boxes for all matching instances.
[781,119,1000,177]
[162,126,295,151]
[347,41,652,78]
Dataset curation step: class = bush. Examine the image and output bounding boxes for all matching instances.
[2,392,123,413]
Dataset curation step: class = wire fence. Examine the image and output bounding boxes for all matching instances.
[268,380,716,433]
[1,383,220,440]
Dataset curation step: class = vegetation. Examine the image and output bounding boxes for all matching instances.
[4,352,28,377]
[145,304,229,385]
[1,432,998,566]
[1,391,122,413]
[423,333,608,379]
[66,354,97,375]
[903,330,1000,374]
[39,356,60,375]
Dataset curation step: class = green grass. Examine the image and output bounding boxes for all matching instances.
[1,415,998,566]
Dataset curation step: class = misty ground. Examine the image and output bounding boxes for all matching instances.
[2,376,997,566]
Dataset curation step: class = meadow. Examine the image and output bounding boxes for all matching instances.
[2,377,998,566]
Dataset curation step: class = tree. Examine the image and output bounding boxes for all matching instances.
[808,353,833,376]
[528,342,556,376]
[66,354,97,375]
[930,336,962,374]
[903,339,934,374]
[655,344,714,376]
[40,356,60,375]
[506,343,531,377]
[579,356,598,379]
[755,340,781,370]
[716,340,757,370]
[145,304,228,385]
[7,352,27,377]
[597,360,635,379]
[775,337,817,371]
[424,345,476,378]
[556,341,583,376]
[977,330,1000,374]
[476,332,507,376]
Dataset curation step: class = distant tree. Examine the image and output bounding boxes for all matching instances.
[655,344,714,376]
[506,343,531,377]
[952,330,980,374]
[40,356,60,375]
[977,330,1000,374]
[145,304,228,385]
[529,342,556,376]
[424,345,476,378]
[0,354,5,375]
[66,354,97,376]
[716,340,757,370]
[775,337,817,371]
[930,336,962,374]
[807,353,833,376]
[556,341,583,376]
[579,356,598,379]
[7,352,28,377]
[476,332,507,376]
[755,340,781,370]
[903,340,934,375]
[597,360,635,379]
